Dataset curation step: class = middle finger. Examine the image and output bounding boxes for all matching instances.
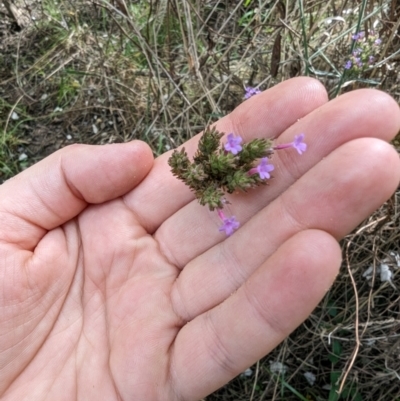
[155,89,399,267]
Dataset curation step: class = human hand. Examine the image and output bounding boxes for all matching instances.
[1,78,399,401]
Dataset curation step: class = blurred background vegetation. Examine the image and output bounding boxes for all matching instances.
[1,0,400,400]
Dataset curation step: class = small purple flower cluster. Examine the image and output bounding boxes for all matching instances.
[344,30,382,73]
[224,133,243,155]
[218,133,307,236]
[244,86,262,99]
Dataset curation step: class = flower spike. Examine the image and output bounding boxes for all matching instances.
[168,126,306,236]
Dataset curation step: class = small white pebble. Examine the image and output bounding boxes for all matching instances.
[323,16,345,24]
[40,94,48,101]
[92,124,99,134]
[54,107,63,112]
[363,263,396,289]
[304,371,316,386]
[66,134,72,140]
[380,263,393,283]
[11,111,19,120]
[269,361,287,375]
[18,153,28,161]
[389,251,400,268]
[241,368,253,377]
[363,266,374,279]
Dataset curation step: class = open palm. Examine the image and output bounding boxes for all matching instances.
[1,78,399,401]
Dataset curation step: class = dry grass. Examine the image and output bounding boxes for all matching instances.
[1,0,400,400]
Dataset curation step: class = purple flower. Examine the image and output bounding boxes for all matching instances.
[292,133,307,154]
[368,55,375,64]
[374,38,382,45]
[352,31,365,41]
[354,57,363,67]
[217,210,240,236]
[249,157,274,179]
[274,133,307,154]
[344,60,352,69]
[244,86,262,99]
[224,133,243,155]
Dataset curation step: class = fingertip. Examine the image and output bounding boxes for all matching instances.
[335,89,400,142]
[228,77,329,141]
[62,140,154,203]
[263,229,342,303]
[294,229,342,282]
[121,140,155,183]
[126,139,155,165]
[287,76,329,104]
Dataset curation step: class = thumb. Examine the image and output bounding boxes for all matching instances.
[0,141,153,250]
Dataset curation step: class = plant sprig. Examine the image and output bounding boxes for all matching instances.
[168,126,273,211]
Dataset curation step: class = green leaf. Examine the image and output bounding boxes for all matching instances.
[328,371,341,401]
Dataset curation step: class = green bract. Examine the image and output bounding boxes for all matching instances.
[168,127,273,211]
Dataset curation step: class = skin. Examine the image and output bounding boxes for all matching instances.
[0,77,399,401]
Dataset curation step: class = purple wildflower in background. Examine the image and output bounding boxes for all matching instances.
[224,133,243,155]
[346,30,382,73]
[344,60,352,69]
[355,57,363,67]
[248,157,274,179]
[244,86,262,99]
[274,133,307,155]
[358,31,365,39]
[217,209,240,236]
